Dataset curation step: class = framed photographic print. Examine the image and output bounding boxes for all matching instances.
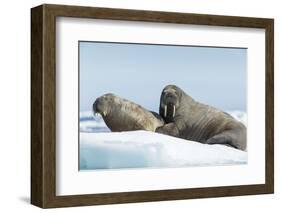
[31,4,274,208]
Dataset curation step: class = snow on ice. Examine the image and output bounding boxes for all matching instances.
[79,111,247,170]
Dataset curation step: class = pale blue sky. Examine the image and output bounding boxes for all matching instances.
[79,41,246,112]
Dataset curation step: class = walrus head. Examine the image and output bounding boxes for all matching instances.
[159,85,182,123]
[92,93,115,118]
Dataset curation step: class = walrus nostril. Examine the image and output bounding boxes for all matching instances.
[165,93,173,99]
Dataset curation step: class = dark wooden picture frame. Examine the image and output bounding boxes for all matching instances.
[31,4,274,208]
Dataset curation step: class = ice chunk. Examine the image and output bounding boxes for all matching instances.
[80,130,247,170]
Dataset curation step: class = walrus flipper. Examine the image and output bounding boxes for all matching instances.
[156,123,179,137]
[206,135,237,149]
[206,129,246,150]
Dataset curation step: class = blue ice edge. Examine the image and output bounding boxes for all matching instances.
[79,130,247,170]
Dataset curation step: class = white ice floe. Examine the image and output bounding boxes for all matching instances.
[79,110,247,170]
[80,113,110,133]
[80,130,247,170]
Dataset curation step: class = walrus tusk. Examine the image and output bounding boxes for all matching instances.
[172,105,176,117]
[164,105,167,117]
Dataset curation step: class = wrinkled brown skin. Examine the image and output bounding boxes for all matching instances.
[156,85,247,151]
[93,93,164,132]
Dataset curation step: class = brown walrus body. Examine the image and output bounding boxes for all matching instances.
[156,85,247,151]
[93,93,164,132]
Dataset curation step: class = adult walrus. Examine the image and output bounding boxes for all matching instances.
[156,85,247,151]
[93,93,164,132]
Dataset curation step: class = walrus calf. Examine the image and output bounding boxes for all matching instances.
[156,85,247,150]
[93,93,164,132]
